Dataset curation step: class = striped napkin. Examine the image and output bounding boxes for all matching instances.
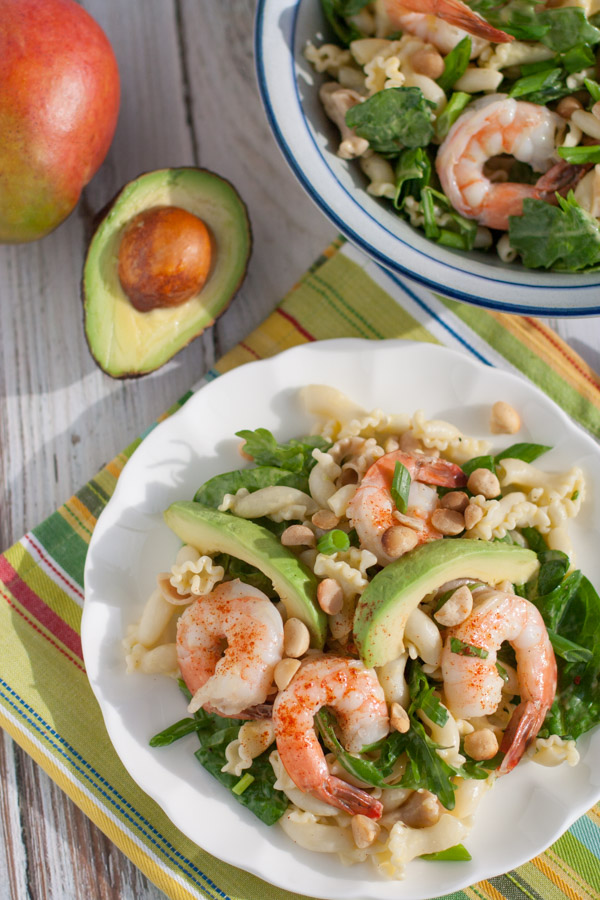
[1,238,599,900]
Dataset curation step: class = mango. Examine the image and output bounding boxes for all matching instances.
[0,0,120,242]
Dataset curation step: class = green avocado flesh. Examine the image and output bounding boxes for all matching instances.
[83,168,251,377]
[354,539,539,667]
[164,502,327,648]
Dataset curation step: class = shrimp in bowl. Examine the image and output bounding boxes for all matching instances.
[125,384,597,880]
[305,1,600,272]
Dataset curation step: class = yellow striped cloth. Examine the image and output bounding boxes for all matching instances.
[0,239,599,900]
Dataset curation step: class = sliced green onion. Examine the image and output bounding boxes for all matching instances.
[232,773,255,795]
[557,144,600,165]
[496,662,509,682]
[437,36,471,93]
[421,843,472,861]
[317,529,350,555]
[391,461,411,514]
[584,76,600,101]
[435,91,471,141]
[450,637,489,659]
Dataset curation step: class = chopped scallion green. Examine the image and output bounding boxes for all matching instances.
[317,529,351,555]
[232,773,255,795]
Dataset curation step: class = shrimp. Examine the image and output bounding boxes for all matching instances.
[381,7,490,56]
[272,656,389,818]
[436,95,587,231]
[385,0,513,45]
[176,579,284,718]
[441,586,557,775]
[346,450,467,565]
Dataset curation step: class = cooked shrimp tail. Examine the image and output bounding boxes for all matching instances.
[321,775,384,819]
[442,586,556,774]
[386,0,513,43]
[273,656,389,817]
[498,698,549,775]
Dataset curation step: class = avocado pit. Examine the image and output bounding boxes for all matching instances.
[117,205,212,312]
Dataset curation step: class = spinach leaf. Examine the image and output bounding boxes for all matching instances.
[235,428,329,480]
[542,575,600,740]
[194,466,307,507]
[437,36,471,93]
[508,193,600,272]
[154,682,287,825]
[516,534,600,740]
[468,1,600,50]
[346,87,435,155]
[539,7,600,52]
[394,146,432,208]
[320,0,366,45]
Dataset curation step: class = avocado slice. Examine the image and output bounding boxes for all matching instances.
[164,501,327,648]
[83,168,251,377]
[354,539,539,667]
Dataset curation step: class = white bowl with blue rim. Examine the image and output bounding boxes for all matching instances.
[255,0,600,314]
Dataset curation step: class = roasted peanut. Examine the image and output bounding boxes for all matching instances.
[381,525,419,557]
[467,468,501,499]
[396,790,442,828]
[556,95,583,119]
[464,502,484,530]
[440,490,469,512]
[281,524,316,547]
[317,578,344,615]
[283,617,311,658]
[434,584,473,627]
[274,657,301,691]
[431,507,465,535]
[464,728,499,761]
[410,47,445,79]
[390,701,410,733]
[312,509,340,530]
[490,400,521,434]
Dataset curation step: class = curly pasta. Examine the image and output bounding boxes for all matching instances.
[222,720,276,777]
[170,554,225,597]
[314,547,378,596]
[409,409,492,463]
[219,486,318,522]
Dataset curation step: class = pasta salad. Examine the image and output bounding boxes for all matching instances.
[124,386,600,879]
[306,0,600,271]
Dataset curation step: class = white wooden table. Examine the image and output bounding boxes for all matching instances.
[1,2,599,897]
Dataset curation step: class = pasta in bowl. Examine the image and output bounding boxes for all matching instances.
[82,340,600,899]
[255,1,600,312]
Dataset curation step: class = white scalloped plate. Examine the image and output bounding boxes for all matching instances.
[82,339,600,900]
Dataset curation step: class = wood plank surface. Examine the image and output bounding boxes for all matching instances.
[0,2,598,898]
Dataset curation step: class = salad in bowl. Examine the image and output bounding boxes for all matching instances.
[305,0,600,271]
[124,382,600,880]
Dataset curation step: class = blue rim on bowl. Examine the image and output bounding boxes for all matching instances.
[254,0,600,315]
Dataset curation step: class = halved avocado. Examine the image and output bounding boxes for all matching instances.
[83,168,251,377]
[164,501,327,648]
[354,539,539,667]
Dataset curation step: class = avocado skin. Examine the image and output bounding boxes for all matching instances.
[164,501,327,648]
[354,539,539,667]
[82,167,252,379]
